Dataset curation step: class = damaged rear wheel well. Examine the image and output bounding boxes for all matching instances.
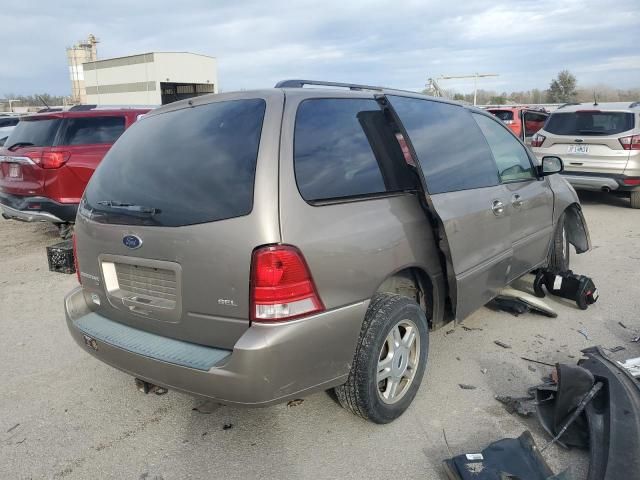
[376,267,434,328]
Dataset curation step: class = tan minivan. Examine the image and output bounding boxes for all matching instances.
[64,80,590,423]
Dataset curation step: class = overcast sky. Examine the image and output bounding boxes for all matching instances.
[2,0,639,96]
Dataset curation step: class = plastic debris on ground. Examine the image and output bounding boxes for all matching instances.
[442,431,564,480]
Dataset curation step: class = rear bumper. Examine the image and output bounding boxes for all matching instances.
[0,191,77,223]
[64,286,367,406]
[560,173,640,193]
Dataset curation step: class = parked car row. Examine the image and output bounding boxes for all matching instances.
[487,102,640,208]
[0,107,149,237]
[531,102,640,208]
[61,80,590,423]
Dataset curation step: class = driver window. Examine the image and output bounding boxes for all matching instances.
[473,113,535,182]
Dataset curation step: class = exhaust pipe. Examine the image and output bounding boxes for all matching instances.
[135,378,168,395]
[601,186,611,193]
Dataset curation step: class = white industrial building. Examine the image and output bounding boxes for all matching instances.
[82,52,218,106]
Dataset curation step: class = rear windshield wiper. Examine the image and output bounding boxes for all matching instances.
[7,142,35,150]
[96,200,162,215]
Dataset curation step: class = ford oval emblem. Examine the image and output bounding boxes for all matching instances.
[122,234,143,249]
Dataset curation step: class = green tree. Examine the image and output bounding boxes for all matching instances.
[546,70,577,103]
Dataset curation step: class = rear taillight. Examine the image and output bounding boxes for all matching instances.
[623,177,640,186]
[250,245,324,322]
[39,151,70,169]
[72,234,81,284]
[531,133,546,148]
[619,134,640,150]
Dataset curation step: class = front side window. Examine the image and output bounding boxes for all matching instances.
[294,98,414,202]
[62,116,126,145]
[473,113,535,182]
[388,96,499,194]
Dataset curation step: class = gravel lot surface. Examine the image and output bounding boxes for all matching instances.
[1,190,639,479]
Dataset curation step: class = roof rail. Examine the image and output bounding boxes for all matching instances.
[629,101,640,109]
[274,79,417,95]
[67,104,158,111]
[557,102,581,109]
[68,104,98,111]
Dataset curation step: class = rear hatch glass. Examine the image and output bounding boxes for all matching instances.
[488,110,514,122]
[82,99,266,227]
[4,117,61,149]
[545,111,634,136]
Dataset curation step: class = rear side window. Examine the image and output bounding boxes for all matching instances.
[62,116,126,145]
[5,118,62,148]
[83,99,266,227]
[489,110,514,122]
[545,111,634,136]
[389,96,499,194]
[294,98,414,202]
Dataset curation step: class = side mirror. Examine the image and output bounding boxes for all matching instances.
[538,156,563,176]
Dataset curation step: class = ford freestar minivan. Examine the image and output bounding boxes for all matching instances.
[64,80,590,423]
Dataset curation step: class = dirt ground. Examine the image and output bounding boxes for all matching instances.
[1,190,639,480]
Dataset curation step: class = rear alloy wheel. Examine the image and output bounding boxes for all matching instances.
[334,293,429,423]
[630,191,640,209]
[548,212,570,272]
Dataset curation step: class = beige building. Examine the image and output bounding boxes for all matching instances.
[83,52,218,106]
[66,35,99,104]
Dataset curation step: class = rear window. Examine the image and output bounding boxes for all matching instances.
[488,110,514,122]
[294,98,414,202]
[82,99,266,227]
[61,116,126,145]
[5,117,61,148]
[0,118,19,128]
[545,111,634,136]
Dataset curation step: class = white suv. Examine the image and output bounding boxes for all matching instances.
[532,102,640,208]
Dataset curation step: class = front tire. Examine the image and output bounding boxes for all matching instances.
[334,293,429,424]
[548,212,570,272]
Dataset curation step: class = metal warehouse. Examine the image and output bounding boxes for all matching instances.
[83,52,218,105]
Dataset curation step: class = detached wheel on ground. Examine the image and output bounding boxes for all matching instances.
[334,293,429,424]
[548,212,570,271]
[630,191,640,209]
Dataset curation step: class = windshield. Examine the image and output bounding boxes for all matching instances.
[82,98,266,227]
[5,117,61,148]
[545,111,634,136]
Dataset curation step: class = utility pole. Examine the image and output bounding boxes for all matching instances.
[437,73,499,105]
[8,99,20,112]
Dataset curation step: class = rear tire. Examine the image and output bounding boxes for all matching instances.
[334,293,429,424]
[631,191,640,209]
[548,212,570,272]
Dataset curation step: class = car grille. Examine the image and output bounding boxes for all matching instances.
[114,263,177,306]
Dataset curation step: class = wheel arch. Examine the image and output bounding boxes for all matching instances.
[562,202,591,254]
[374,265,448,330]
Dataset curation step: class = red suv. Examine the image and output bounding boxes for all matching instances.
[0,107,149,237]
[486,107,548,145]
